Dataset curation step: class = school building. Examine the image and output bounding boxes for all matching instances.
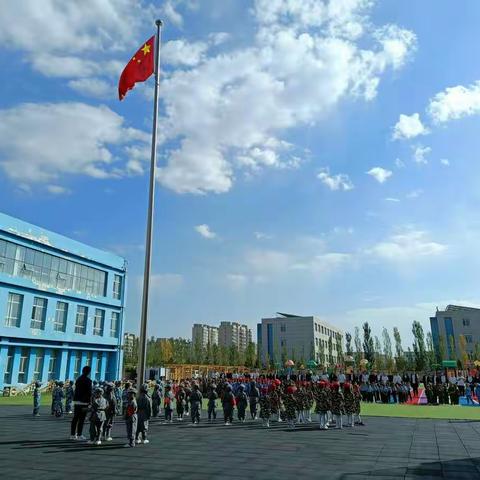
[0,212,127,388]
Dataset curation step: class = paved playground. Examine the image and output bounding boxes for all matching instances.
[1,406,480,479]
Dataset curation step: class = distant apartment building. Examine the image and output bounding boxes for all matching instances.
[218,321,252,351]
[257,313,344,367]
[123,332,137,357]
[430,305,480,360]
[192,324,219,349]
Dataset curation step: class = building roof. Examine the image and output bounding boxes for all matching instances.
[0,211,125,270]
[445,304,480,312]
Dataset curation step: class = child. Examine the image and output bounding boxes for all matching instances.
[114,381,122,415]
[465,384,474,405]
[283,384,298,430]
[52,381,65,417]
[164,385,174,423]
[304,384,314,422]
[330,382,344,429]
[314,381,331,430]
[353,383,364,426]
[176,385,186,421]
[343,383,355,428]
[103,382,117,441]
[222,384,235,425]
[65,381,74,414]
[259,392,272,427]
[136,384,152,444]
[236,384,248,423]
[124,389,137,448]
[207,384,218,421]
[190,384,203,425]
[88,388,107,445]
[152,384,161,418]
[33,381,41,416]
[122,382,131,416]
[249,381,260,420]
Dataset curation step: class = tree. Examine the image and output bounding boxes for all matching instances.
[362,322,375,365]
[354,327,362,368]
[374,336,383,371]
[474,342,480,362]
[437,335,447,363]
[318,339,325,367]
[212,343,219,365]
[327,336,333,366]
[393,327,406,372]
[406,347,415,371]
[193,339,205,364]
[411,321,427,372]
[382,328,394,372]
[345,332,353,356]
[336,334,344,366]
[459,335,468,369]
[228,345,239,365]
[425,332,436,371]
[448,335,456,361]
[244,342,257,368]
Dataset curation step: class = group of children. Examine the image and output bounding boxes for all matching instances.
[33,377,365,448]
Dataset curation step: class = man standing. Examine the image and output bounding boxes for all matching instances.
[70,366,92,441]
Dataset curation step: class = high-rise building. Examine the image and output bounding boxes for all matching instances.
[218,321,252,351]
[192,324,218,348]
[430,305,480,360]
[0,212,127,388]
[123,332,137,357]
[257,313,343,367]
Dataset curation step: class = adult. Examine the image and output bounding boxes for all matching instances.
[70,366,92,440]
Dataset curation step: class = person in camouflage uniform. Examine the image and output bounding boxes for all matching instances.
[270,385,282,422]
[294,386,306,423]
[449,383,459,405]
[259,393,272,427]
[282,385,298,429]
[343,383,355,428]
[330,382,344,429]
[314,381,331,430]
[353,383,364,426]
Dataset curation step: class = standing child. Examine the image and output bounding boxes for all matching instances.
[103,382,117,441]
[33,381,41,416]
[314,381,331,430]
[465,384,474,405]
[124,389,137,448]
[283,384,298,430]
[190,384,203,425]
[222,384,235,425]
[152,384,161,418]
[122,382,131,416]
[330,382,344,429]
[259,392,272,427]
[236,384,248,423]
[88,388,107,445]
[65,381,74,414]
[52,381,65,417]
[114,381,122,415]
[343,383,355,428]
[164,385,174,423]
[175,385,186,421]
[207,384,218,421]
[353,383,364,426]
[249,381,260,420]
[136,384,152,444]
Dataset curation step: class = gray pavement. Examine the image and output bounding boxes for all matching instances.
[1,406,480,479]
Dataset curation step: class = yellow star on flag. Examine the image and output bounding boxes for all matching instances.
[141,43,151,55]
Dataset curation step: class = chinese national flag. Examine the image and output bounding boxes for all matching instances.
[118,36,155,100]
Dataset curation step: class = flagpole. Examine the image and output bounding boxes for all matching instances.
[137,19,163,391]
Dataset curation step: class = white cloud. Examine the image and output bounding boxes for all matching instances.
[440,158,450,166]
[68,78,113,99]
[395,158,405,168]
[155,1,416,194]
[226,273,248,290]
[368,229,447,261]
[428,81,480,124]
[406,189,423,199]
[163,40,208,67]
[209,32,231,46]
[392,113,429,140]
[385,197,400,202]
[46,185,72,195]
[195,224,217,239]
[366,167,392,183]
[0,102,149,184]
[254,232,273,240]
[162,1,184,28]
[318,168,354,191]
[412,145,431,164]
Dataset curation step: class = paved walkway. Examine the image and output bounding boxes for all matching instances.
[1,406,480,479]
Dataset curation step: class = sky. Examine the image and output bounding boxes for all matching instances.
[1,0,480,347]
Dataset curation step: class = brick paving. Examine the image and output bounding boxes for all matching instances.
[1,406,480,479]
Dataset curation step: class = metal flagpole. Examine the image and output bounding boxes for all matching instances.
[137,19,163,390]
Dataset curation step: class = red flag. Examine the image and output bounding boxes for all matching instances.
[118,36,155,101]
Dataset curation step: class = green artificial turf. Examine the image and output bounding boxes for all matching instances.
[0,392,52,407]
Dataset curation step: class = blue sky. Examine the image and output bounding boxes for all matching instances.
[1,0,480,346]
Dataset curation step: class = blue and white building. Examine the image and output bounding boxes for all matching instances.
[0,212,127,388]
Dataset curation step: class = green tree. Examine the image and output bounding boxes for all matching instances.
[212,343,219,365]
[459,335,468,369]
[393,327,406,372]
[437,335,447,363]
[474,342,480,362]
[336,334,344,366]
[327,336,333,366]
[362,322,375,365]
[425,332,436,370]
[345,332,353,356]
[318,340,325,367]
[244,342,257,368]
[411,321,427,372]
[374,336,383,371]
[448,335,456,361]
[382,328,394,372]
[354,327,362,368]
[406,347,415,371]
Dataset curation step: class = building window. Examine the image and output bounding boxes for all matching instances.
[48,351,57,380]
[113,274,122,300]
[33,349,44,381]
[4,347,14,384]
[30,297,47,330]
[85,351,93,367]
[463,318,471,327]
[280,324,286,333]
[75,306,88,334]
[280,339,286,347]
[95,355,102,381]
[18,347,29,383]
[110,312,119,338]
[315,338,319,346]
[93,309,105,336]
[0,238,107,297]
[5,293,23,327]
[465,335,473,344]
[54,302,68,332]
[73,352,81,377]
